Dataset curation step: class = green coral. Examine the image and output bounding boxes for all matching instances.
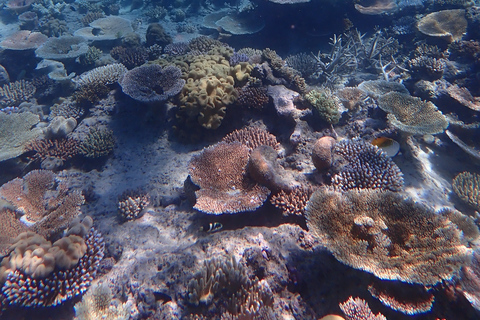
[79,128,115,158]
[305,89,341,124]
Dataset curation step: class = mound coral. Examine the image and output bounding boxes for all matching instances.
[332,139,404,192]
[305,190,471,285]
[188,142,270,214]
[377,92,448,135]
[0,217,104,307]
[119,64,185,103]
[452,171,480,210]
[311,136,336,172]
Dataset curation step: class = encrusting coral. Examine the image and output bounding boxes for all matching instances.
[332,139,404,192]
[0,216,105,307]
[452,171,480,211]
[188,142,270,214]
[305,189,471,285]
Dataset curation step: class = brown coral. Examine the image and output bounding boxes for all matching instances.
[311,136,336,172]
[305,190,471,285]
[0,208,28,257]
[237,85,269,109]
[0,170,84,233]
[270,185,314,216]
[188,142,270,214]
[339,296,386,320]
[377,92,448,135]
[452,171,480,210]
[222,126,281,152]
[25,138,80,163]
[118,189,150,220]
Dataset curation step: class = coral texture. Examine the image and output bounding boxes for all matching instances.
[119,64,185,103]
[305,190,471,285]
[188,142,270,214]
[0,80,36,108]
[332,139,404,192]
[118,189,150,220]
[0,208,28,257]
[222,127,280,151]
[237,85,269,109]
[452,171,480,210]
[306,89,341,124]
[78,128,115,158]
[0,217,104,307]
[270,185,314,216]
[339,296,386,320]
[376,92,448,135]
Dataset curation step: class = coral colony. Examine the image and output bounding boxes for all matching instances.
[1,0,480,319]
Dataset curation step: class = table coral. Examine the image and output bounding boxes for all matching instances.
[305,190,471,285]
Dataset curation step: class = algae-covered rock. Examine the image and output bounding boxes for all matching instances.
[0,112,44,161]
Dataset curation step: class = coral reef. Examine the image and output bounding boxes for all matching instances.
[0,217,104,307]
[118,189,150,221]
[452,171,480,211]
[446,85,480,112]
[0,111,44,162]
[164,42,190,56]
[119,65,185,103]
[188,142,270,214]
[339,296,386,320]
[188,36,226,54]
[305,190,471,285]
[0,80,36,108]
[74,282,131,320]
[78,128,115,158]
[376,92,448,135]
[332,139,404,192]
[270,185,314,216]
[222,127,280,152]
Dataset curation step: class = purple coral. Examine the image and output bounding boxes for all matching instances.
[119,64,185,103]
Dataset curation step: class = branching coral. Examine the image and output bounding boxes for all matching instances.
[305,190,471,285]
[0,80,36,108]
[0,208,28,257]
[222,127,280,152]
[377,92,448,135]
[78,128,115,158]
[25,137,80,164]
[0,217,104,307]
[117,189,150,221]
[237,85,269,110]
[452,171,480,210]
[119,64,185,103]
[270,185,315,216]
[188,142,270,214]
[74,63,128,88]
[332,139,404,192]
[339,296,386,320]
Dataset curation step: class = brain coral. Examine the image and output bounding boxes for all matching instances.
[188,142,270,214]
[305,189,471,285]
[377,92,448,135]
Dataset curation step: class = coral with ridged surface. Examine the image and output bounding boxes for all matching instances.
[452,171,480,211]
[305,190,471,285]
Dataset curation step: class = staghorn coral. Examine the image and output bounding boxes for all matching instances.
[222,127,281,152]
[119,64,185,103]
[270,185,314,216]
[0,80,36,108]
[188,142,270,214]
[0,111,44,161]
[376,92,448,135]
[74,282,131,320]
[0,170,84,232]
[306,89,341,125]
[452,172,480,211]
[117,189,150,221]
[78,128,115,158]
[332,139,404,192]
[305,190,471,285]
[339,296,386,320]
[237,85,269,110]
[0,217,104,307]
